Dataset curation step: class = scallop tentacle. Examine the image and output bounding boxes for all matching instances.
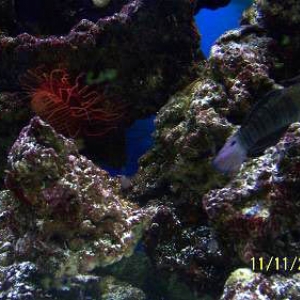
[21,67,126,138]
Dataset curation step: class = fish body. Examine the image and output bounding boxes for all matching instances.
[213,83,300,174]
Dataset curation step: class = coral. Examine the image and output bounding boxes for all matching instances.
[128,22,282,205]
[129,78,232,206]
[243,1,300,80]
[0,0,202,189]
[101,276,146,300]
[0,0,202,120]
[220,268,300,300]
[2,0,300,298]
[255,0,300,32]
[0,259,104,299]
[2,0,129,36]
[124,78,235,297]
[0,92,31,189]
[125,6,298,296]
[0,262,40,300]
[143,205,230,298]
[255,0,300,78]
[21,67,126,138]
[203,123,300,266]
[209,25,276,123]
[2,117,155,283]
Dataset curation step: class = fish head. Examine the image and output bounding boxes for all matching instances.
[213,133,247,175]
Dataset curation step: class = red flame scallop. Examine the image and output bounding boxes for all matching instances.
[22,67,125,138]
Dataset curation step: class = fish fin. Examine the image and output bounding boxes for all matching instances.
[248,125,289,157]
[213,134,247,175]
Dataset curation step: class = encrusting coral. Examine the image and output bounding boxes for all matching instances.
[0,0,201,120]
[127,78,235,297]
[127,1,300,298]
[209,25,275,123]
[2,0,300,299]
[220,268,300,300]
[203,122,300,265]
[0,117,155,296]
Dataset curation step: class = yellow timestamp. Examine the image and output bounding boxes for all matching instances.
[251,257,300,272]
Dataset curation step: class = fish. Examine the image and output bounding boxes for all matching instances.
[213,82,300,174]
[119,175,132,190]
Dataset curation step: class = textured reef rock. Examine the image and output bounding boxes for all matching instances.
[0,260,103,299]
[127,1,300,298]
[100,250,198,300]
[0,116,155,298]
[0,0,203,188]
[127,78,235,297]
[101,276,146,300]
[144,205,230,298]
[0,92,31,188]
[203,123,300,289]
[2,0,300,299]
[254,0,300,32]
[126,22,286,292]
[220,268,300,300]
[0,0,201,120]
[209,25,276,123]
[129,79,232,206]
[129,23,282,206]
[244,0,300,80]
[203,125,299,263]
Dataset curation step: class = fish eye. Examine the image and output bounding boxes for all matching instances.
[230,140,236,146]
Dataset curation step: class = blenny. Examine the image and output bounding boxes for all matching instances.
[213,80,300,174]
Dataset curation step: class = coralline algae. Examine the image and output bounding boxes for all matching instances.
[1,0,300,299]
[220,268,300,299]
[0,117,156,298]
[0,0,201,119]
[128,0,300,298]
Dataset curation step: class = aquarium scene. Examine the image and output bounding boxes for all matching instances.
[1,0,300,299]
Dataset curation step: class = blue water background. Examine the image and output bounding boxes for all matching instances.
[104,0,252,176]
[196,0,252,57]
[102,116,156,176]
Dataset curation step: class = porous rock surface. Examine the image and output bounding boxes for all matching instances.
[129,1,300,298]
[203,123,300,265]
[0,0,202,119]
[0,116,155,298]
[2,0,300,299]
[220,268,300,300]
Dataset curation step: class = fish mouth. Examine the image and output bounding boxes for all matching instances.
[213,135,247,175]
